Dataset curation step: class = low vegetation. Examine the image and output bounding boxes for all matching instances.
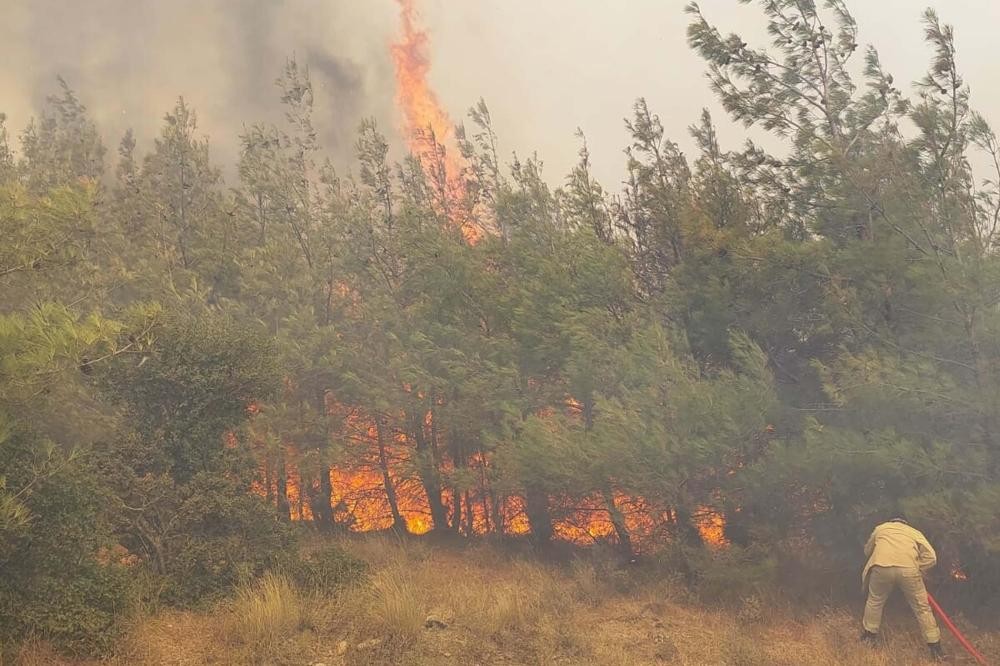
[8,535,995,665]
[227,573,306,653]
[3,0,1000,661]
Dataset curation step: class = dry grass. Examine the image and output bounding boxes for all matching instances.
[227,573,305,652]
[103,574,314,666]
[366,567,425,641]
[465,582,544,636]
[22,535,995,665]
[569,558,604,605]
[5,641,79,666]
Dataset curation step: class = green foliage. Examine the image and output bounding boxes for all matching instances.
[4,3,1000,653]
[0,303,125,412]
[684,0,1000,598]
[671,542,779,604]
[96,315,286,605]
[18,77,105,193]
[12,559,135,656]
[0,293,148,656]
[0,433,134,656]
[160,474,293,605]
[0,180,124,308]
[284,544,368,593]
[104,314,280,481]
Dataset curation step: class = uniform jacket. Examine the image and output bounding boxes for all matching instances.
[862,521,937,589]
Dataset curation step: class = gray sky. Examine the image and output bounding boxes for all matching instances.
[2,1,999,189]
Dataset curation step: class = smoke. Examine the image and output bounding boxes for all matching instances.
[1,0,400,174]
[4,0,998,190]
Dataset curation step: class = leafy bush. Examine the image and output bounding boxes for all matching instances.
[658,543,778,604]
[286,544,368,593]
[0,435,136,656]
[161,474,292,605]
[11,560,135,656]
[94,315,288,607]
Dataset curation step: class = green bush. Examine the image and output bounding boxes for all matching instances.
[286,544,368,593]
[161,475,293,605]
[0,435,136,656]
[659,543,778,604]
[11,560,135,656]
[95,316,287,608]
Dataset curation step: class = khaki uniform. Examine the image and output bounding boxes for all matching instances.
[861,521,940,643]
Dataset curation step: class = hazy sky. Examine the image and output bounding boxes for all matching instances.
[3,1,999,188]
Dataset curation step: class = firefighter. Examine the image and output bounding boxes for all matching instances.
[860,517,944,661]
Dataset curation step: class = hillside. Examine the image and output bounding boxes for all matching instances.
[13,536,996,666]
[5,0,1000,662]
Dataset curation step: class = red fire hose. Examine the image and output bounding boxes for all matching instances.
[927,592,990,665]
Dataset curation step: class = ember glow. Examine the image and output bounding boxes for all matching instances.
[391,0,478,241]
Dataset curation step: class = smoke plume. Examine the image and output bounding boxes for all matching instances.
[2,0,401,173]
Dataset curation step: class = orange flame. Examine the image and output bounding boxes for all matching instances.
[391,0,479,242]
[695,507,729,549]
[247,397,732,551]
[261,449,729,551]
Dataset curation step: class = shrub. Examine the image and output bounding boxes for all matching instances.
[0,439,136,656]
[674,543,778,604]
[736,593,765,625]
[96,315,286,607]
[161,477,293,605]
[12,560,135,656]
[286,545,368,594]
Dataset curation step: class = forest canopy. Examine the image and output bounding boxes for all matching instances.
[2,0,999,655]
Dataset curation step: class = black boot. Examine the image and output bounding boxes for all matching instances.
[860,629,879,645]
[928,642,945,661]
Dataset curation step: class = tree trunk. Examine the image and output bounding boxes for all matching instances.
[465,491,475,536]
[491,492,505,537]
[276,449,290,522]
[375,417,408,532]
[311,389,333,531]
[673,505,704,547]
[312,466,333,531]
[451,487,463,532]
[525,485,553,546]
[480,490,492,535]
[411,406,449,530]
[449,430,470,534]
[476,450,494,534]
[602,487,634,558]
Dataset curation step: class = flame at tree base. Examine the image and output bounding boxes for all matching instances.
[256,449,729,552]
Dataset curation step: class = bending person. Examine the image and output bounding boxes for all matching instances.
[861,517,943,661]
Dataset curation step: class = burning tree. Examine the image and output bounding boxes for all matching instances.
[7,0,1000,655]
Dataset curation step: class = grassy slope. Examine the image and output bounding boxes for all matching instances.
[16,535,998,666]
